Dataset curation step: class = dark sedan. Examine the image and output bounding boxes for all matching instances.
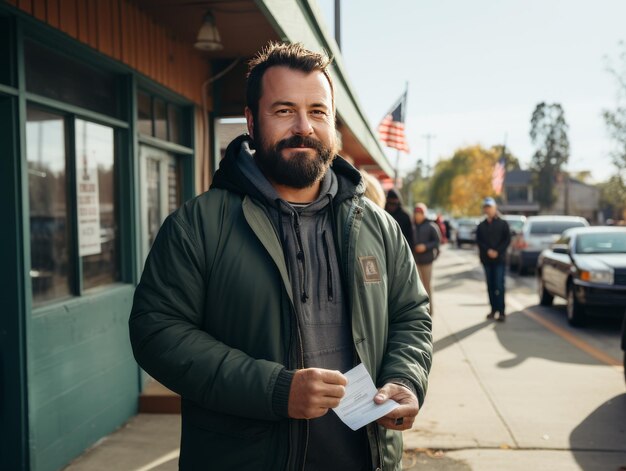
[537,227,626,326]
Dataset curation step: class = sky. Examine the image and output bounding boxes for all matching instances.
[315,0,625,183]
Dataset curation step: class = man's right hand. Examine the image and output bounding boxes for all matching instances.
[288,368,347,419]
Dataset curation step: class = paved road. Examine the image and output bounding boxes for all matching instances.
[404,245,626,471]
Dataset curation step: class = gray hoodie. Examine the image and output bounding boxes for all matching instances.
[236,142,368,470]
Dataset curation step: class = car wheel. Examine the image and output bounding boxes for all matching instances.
[566,285,586,327]
[537,274,553,306]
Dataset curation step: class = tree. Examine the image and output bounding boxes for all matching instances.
[529,102,570,209]
[448,145,501,216]
[598,175,626,221]
[603,42,626,177]
[427,144,517,215]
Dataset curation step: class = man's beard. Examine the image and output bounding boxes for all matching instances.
[253,125,336,189]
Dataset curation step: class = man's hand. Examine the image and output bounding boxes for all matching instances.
[288,368,347,419]
[415,244,427,254]
[487,249,498,259]
[374,383,420,431]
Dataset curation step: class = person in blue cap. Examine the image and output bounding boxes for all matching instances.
[475,197,511,321]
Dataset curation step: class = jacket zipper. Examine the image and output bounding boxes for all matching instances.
[322,231,334,301]
[292,214,309,303]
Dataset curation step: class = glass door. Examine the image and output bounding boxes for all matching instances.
[139,145,181,263]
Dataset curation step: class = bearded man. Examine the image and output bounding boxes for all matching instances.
[129,42,432,471]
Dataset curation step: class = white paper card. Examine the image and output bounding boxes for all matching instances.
[333,363,400,431]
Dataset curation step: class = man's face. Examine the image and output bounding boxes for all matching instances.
[245,66,337,189]
[483,205,497,218]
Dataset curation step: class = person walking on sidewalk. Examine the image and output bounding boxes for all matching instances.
[129,42,432,471]
[476,197,511,322]
[413,203,441,315]
[385,188,415,249]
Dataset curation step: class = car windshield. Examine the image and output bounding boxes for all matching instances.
[529,220,586,235]
[575,232,626,254]
[507,220,524,232]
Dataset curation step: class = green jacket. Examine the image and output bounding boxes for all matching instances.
[129,136,432,470]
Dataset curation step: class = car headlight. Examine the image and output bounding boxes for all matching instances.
[579,269,614,285]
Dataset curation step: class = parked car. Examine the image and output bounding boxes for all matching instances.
[501,214,526,235]
[508,215,589,275]
[536,226,626,326]
[622,316,626,385]
[455,218,479,247]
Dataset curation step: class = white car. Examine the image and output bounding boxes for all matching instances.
[508,215,589,275]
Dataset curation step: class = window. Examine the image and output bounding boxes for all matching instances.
[24,40,120,118]
[27,107,121,304]
[139,145,181,260]
[136,89,185,145]
[76,119,119,290]
[27,108,71,304]
[0,17,14,86]
[506,185,528,202]
[529,221,587,235]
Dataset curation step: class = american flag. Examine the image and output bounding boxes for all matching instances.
[492,157,506,195]
[378,93,410,153]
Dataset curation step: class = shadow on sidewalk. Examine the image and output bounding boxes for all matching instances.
[433,319,493,354]
[492,311,610,368]
[570,394,626,471]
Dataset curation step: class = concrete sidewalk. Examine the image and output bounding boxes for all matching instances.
[63,246,626,471]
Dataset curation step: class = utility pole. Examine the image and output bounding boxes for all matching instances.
[422,133,436,178]
[334,0,341,50]
[422,134,436,201]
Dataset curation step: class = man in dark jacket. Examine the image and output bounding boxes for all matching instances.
[475,197,511,322]
[413,203,441,315]
[129,42,432,471]
[385,188,415,249]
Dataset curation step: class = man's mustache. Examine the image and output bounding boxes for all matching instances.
[276,135,326,152]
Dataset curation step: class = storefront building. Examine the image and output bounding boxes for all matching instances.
[0,1,392,470]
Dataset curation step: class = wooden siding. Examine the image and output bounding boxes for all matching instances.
[6,0,211,104]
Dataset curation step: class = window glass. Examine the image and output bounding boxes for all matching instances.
[26,108,71,304]
[576,232,626,254]
[167,104,181,144]
[530,221,587,235]
[24,40,119,118]
[0,17,13,86]
[146,157,162,249]
[76,119,119,290]
[168,157,181,214]
[137,90,152,136]
[154,98,167,141]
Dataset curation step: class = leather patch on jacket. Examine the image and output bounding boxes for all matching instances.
[359,256,381,283]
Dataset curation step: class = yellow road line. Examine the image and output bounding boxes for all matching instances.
[521,308,623,371]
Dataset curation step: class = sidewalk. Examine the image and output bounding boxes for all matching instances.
[63,246,626,471]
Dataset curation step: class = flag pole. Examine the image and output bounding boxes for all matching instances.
[394,82,408,188]
[394,149,401,187]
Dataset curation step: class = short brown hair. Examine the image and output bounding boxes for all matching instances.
[246,42,334,120]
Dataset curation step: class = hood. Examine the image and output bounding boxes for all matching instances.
[210,134,364,207]
[573,253,626,271]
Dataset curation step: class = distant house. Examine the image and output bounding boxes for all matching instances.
[499,170,600,221]
[499,170,540,215]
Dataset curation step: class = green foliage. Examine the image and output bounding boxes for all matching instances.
[598,175,626,220]
[426,144,520,215]
[529,102,570,209]
[603,41,626,176]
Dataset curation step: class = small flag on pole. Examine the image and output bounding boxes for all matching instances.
[492,157,506,195]
[378,93,410,153]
